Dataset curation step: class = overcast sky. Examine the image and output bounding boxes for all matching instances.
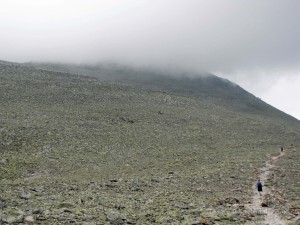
[1,0,299,119]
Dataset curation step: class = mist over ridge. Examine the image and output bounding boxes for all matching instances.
[1,0,300,118]
[27,61,298,124]
[1,50,300,225]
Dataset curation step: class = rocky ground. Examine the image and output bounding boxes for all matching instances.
[1,62,299,224]
[0,175,255,224]
[270,146,300,224]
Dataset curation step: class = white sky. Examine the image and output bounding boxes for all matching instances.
[0,0,299,119]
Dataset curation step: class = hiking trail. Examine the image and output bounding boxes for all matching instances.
[245,150,285,225]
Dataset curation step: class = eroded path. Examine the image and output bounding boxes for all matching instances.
[246,151,285,225]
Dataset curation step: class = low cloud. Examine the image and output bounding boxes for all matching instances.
[1,0,299,118]
[1,0,299,72]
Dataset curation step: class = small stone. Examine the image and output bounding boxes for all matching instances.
[277,196,285,204]
[37,215,47,221]
[109,179,119,182]
[43,210,51,216]
[105,182,119,188]
[150,177,160,182]
[63,208,74,213]
[107,211,118,220]
[24,215,35,224]
[32,208,43,214]
[199,217,207,224]
[174,202,189,209]
[57,202,76,208]
[114,204,125,210]
[1,216,16,224]
[0,200,7,209]
[19,192,32,200]
[238,204,245,209]
[68,186,77,191]
[107,211,126,224]
[0,158,7,164]
[130,186,141,191]
[2,215,24,224]
[120,214,127,220]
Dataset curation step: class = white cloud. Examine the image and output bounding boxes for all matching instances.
[261,74,300,120]
[219,69,300,119]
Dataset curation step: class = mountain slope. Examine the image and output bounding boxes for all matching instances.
[1,60,299,224]
[31,62,299,124]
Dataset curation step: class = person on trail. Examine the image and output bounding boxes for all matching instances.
[256,179,263,195]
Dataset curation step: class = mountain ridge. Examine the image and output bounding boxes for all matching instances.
[30,61,299,124]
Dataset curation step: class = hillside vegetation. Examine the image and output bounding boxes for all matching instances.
[32,62,299,122]
[1,61,299,224]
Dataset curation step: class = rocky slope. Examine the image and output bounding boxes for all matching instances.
[32,62,299,123]
[0,61,299,224]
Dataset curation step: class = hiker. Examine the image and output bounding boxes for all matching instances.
[256,179,263,195]
[281,147,283,152]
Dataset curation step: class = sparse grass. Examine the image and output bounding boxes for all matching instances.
[0,62,299,224]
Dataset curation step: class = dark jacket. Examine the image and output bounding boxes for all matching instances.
[256,181,263,192]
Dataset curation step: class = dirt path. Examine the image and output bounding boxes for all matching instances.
[246,151,285,225]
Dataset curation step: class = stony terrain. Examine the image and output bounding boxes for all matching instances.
[0,61,299,224]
